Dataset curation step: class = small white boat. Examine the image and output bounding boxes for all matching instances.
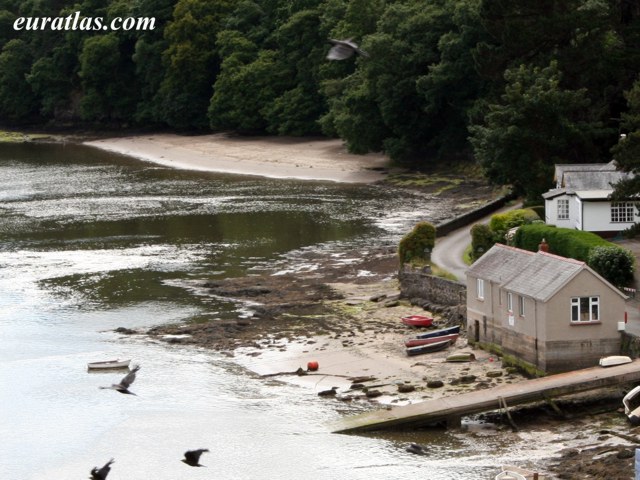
[87,359,131,370]
[599,355,632,367]
[623,385,640,425]
[497,465,544,480]
[495,471,526,480]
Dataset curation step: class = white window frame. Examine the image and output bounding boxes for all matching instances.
[476,278,484,300]
[507,292,513,312]
[518,296,525,317]
[571,296,600,323]
[611,202,635,223]
[557,199,569,220]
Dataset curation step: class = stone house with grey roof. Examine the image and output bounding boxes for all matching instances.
[466,243,627,373]
[543,161,637,235]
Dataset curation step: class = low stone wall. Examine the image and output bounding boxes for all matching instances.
[435,191,516,237]
[398,265,466,307]
[621,332,640,358]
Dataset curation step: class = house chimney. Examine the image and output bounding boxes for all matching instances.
[538,238,549,252]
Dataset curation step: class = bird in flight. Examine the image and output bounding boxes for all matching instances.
[99,365,140,395]
[181,449,209,467]
[90,458,114,480]
[326,38,368,60]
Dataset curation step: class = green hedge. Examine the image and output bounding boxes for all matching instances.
[513,224,609,261]
[587,246,636,286]
[489,208,540,234]
[398,221,436,265]
[470,223,494,261]
[513,224,635,286]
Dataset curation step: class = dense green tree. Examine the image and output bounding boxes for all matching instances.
[611,75,640,199]
[323,0,470,162]
[469,61,608,202]
[0,39,38,121]
[156,0,234,129]
[130,0,174,123]
[27,49,74,117]
[209,40,283,133]
[263,8,326,135]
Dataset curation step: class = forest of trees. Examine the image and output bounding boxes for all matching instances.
[3,0,640,201]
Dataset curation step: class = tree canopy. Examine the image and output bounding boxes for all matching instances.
[2,0,640,200]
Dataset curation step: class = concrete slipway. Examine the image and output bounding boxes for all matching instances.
[332,360,640,433]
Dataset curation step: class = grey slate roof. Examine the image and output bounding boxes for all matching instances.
[563,170,630,191]
[466,244,534,284]
[554,161,617,185]
[501,251,583,301]
[467,243,626,302]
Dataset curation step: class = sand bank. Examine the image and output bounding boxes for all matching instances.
[85,133,389,183]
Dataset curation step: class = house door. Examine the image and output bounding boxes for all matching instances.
[474,320,480,343]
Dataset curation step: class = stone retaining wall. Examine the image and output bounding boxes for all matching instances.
[398,265,466,307]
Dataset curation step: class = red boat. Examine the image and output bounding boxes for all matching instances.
[401,315,433,327]
[404,333,459,348]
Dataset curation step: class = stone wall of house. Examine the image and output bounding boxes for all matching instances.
[398,265,466,307]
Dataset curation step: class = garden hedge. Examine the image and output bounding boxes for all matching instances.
[513,224,609,261]
[513,224,635,286]
[398,221,436,265]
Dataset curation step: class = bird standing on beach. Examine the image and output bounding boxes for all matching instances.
[99,365,140,395]
[90,458,114,480]
[318,386,338,397]
[326,38,368,60]
[406,443,426,455]
[182,449,209,467]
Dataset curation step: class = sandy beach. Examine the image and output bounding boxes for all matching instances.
[85,133,390,183]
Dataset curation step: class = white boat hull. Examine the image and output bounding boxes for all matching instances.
[599,355,632,367]
[87,359,131,370]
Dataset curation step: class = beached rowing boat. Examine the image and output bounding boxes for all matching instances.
[401,315,433,327]
[405,339,451,356]
[404,333,459,348]
[87,359,131,370]
[415,324,460,339]
[599,355,632,367]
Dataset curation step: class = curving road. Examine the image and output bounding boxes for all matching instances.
[431,202,522,282]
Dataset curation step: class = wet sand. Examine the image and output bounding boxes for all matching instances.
[85,133,390,183]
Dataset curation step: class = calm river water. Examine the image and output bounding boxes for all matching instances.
[0,143,603,479]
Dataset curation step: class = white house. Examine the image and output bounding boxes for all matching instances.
[543,161,638,235]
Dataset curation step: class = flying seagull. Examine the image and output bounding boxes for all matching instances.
[326,38,368,60]
[181,449,209,467]
[90,458,114,480]
[99,365,140,395]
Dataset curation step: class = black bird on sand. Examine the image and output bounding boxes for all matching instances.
[182,449,209,467]
[406,443,426,455]
[99,365,140,395]
[90,458,114,480]
[318,386,338,397]
[326,38,368,60]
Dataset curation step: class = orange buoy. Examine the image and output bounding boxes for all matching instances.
[307,361,319,371]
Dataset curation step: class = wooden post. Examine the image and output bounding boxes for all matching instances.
[446,415,461,429]
[498,396,518,431]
